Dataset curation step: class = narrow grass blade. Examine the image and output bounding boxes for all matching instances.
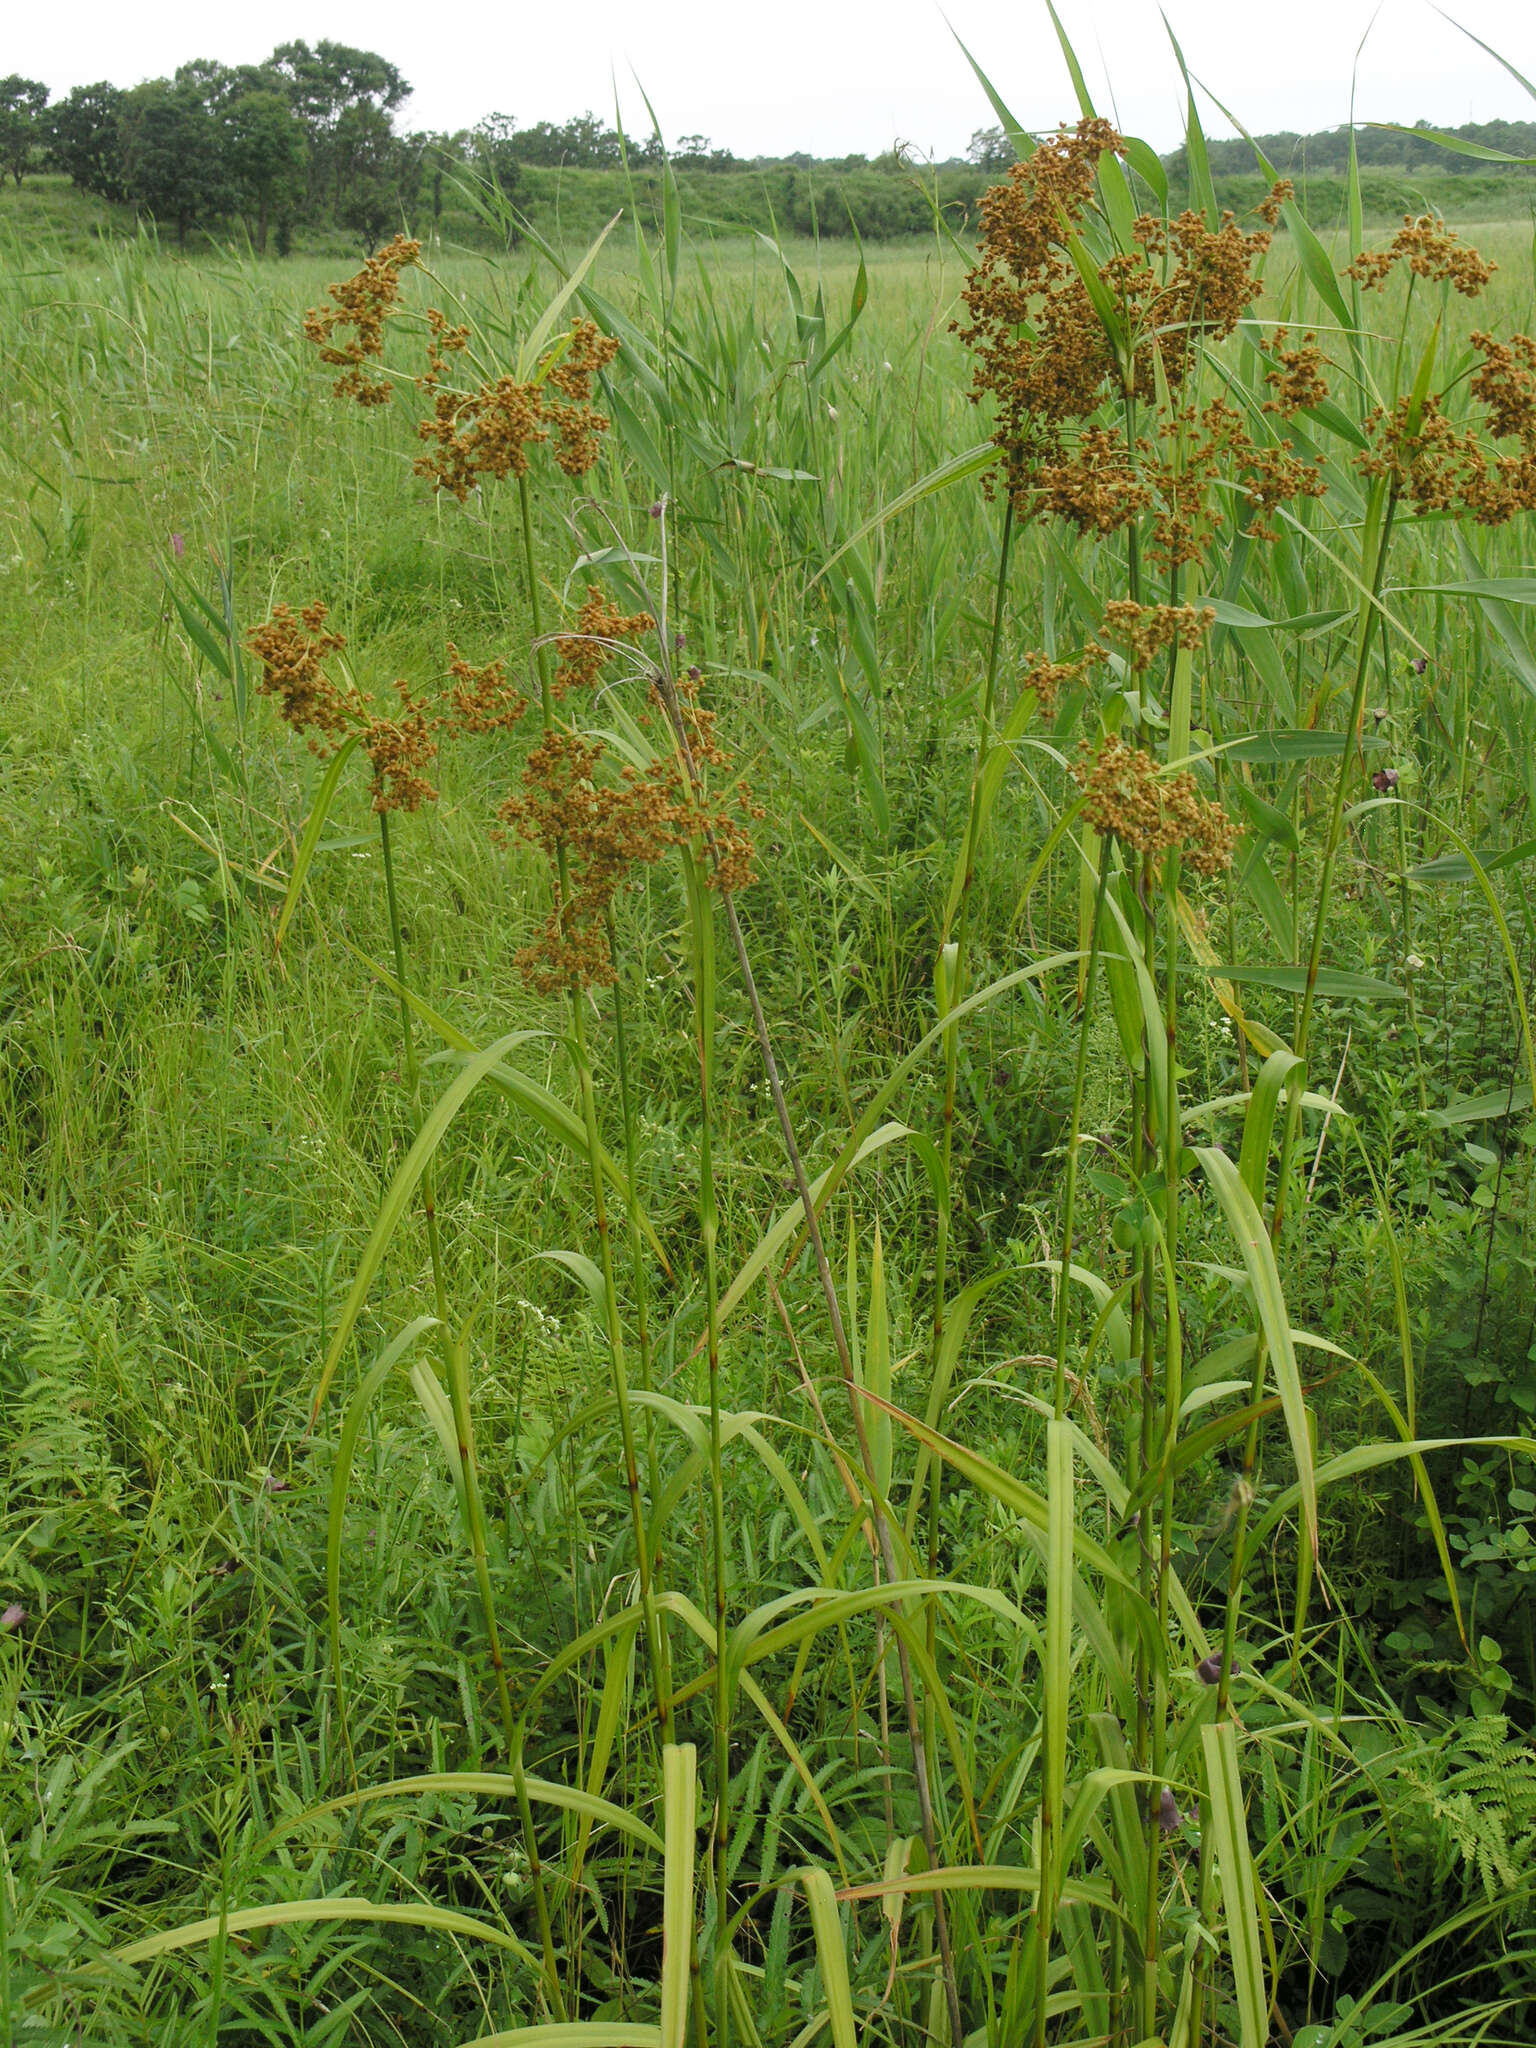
[1197,1146,1316,1556]
[278,1773,662,1853]
[800,1866,857,2048]
[1201,1722,1268,2048]
[275,734,362,950]
[311,1031,537,1419]
[1237,1050,1305,1208]
[110,1898,531,1968]
[661,1745,697,2048]
[517,215,621,379]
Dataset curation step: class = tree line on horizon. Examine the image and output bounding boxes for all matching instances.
[1,43,1532,252]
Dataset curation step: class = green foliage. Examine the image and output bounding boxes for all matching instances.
[45,81,130,203]
[3,29,1536,2048]
[0,75,47,187]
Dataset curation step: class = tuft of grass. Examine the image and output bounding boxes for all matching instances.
[4,34,1536,2048]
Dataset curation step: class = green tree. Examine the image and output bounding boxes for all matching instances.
[267,40,409,215]
[966,124,1013,171]
[333,101,421,249]
[511,112,622,168]
[225,89,307,251]
[119,80,232,244]
[46,82,129,202]
[0,76,48,186]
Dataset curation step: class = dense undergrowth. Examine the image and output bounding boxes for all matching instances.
[4,24,1536,2048]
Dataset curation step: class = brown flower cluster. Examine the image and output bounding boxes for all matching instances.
[554,587,656,699]
[1360,393,1536,526]
[247,602,440,812]
[247,604,531,813]
[1126,206,1270,358]
[421,306,471,388]
[498,733,686,989]
[1035,427,1151,537]
[658,669,765,893]
[956,120,1291,558]
[1138,398,1323,564]
[1101,601,1215,669]
[360,681,440,813]
[541,320,623,475]
[1346,217,1496,298]
[490,634,761,988]
[1073,734,1237,877]
[415,319,619,498]
[1262,328,1330,415]
[1470,331,1536,449]
[446,647,526,734]
[416,374,547,497]
[302,236,421,405]
[246,603,363,746]
[954,119,1128,502]
[1019,644,1104,718]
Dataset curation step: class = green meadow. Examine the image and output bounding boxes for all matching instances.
[4,51,1536,2048]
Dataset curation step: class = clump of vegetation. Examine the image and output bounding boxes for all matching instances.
[4,16,1536,2048]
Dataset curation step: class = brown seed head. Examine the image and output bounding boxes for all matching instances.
[303,236,421,405]
[1470,330,1536,449]
[246,602,364,748]
[415,318,620,497]
[1262,327,1330,415]
[1019,643,1105,718]
[1347,216,1495,298]
[1101,602,1215,669]
[445,646,527,734]
[362,680,440,812]
[1073,732,1237,876]
[554,588,656,700]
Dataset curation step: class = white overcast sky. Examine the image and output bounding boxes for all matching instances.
[9,0,1531,158]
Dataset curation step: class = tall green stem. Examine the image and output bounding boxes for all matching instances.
[652,665,965,2048]
[686,863,733,2048]
[928,492,1014,1808]
[1214,482,1400,1723]
[1034,831,1112,2048]
[377,809,565,2020]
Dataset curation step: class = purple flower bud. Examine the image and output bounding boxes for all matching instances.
[1196,1651,1240,1685]
[687,665,702,682]
[2,1604,25,1631]
[1157,1787,1181,1834]
[1411,656,1428,676]
[649,502,663,519]
[1371,767,1399,794]
[263,1475,290,1494]
[673,630,686,649]
[170,533,185,559]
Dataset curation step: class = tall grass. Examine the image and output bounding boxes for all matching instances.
[4,23,1536,2048]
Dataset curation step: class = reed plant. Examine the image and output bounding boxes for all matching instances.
[6,19,1536,2048]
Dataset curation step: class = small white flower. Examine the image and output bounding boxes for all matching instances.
[1406,954,1426,973]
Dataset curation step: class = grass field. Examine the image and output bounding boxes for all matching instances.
[4,59,1536,2048]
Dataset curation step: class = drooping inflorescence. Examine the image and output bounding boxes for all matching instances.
[496,658,763,992]
[302,235,421,406]
[247,603,530,814]
[553,589,657,701]
[303,240,622,496]
[1346,215,1497,297]
[414,318,620,498]
[954,122,1319,560]
[1073,733,1237,878]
